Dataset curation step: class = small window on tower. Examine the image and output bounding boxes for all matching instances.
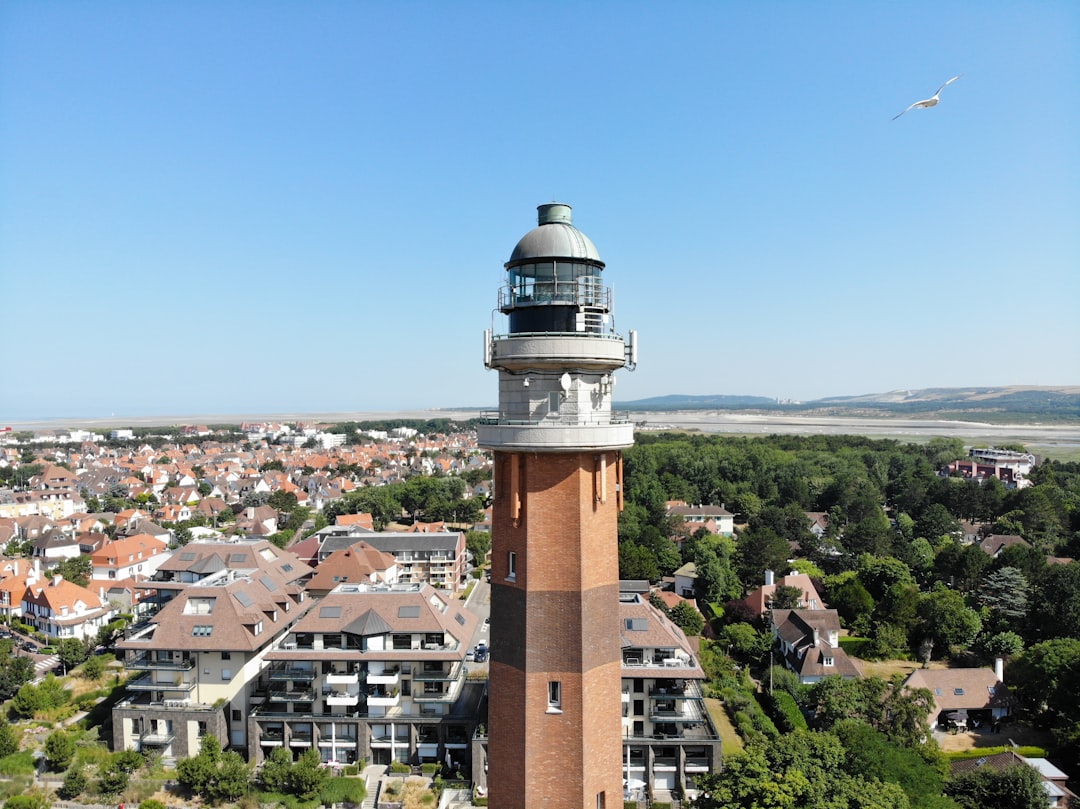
[549,391,561,415]
[548,681,562,712]
[507,551,517,582]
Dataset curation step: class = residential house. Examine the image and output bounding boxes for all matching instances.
[741,571,824,619]
[91,533,169,582]
[665,501,734,537]
[772,609,861,684]
[22,574,115,641]
[31,527,82,561]
[0,558,43,621]
[950,751,1076,808]
[901,661,1012,731]
[113,558,311,759]
[248,581,479,767]
[672,562,698,599]
[977,534,1030,558]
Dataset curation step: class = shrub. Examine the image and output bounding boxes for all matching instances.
[57,767,87,799]
[319,776,366,805]
[389,760,411,773]
[0,752,35,777]
[139,800,167,809]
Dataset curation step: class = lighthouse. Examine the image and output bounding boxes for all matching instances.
[478,203,637,809]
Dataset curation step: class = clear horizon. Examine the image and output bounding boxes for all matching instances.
[3,3,1078,420]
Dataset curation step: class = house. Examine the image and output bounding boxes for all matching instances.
[31,527,82,561]
[672,562,698,599]
[247,581,479,768]
[771,609,861,684]
[90,533,169,582]
[617,591,721,801]
[950,751,1076,808]
[977,534,1030,558]
[805,512,829,538]
[665,501,734,537]
[112,563,310,759]
[305,542,399,596]
[334,512,375,530]
[740,570,824,619]
[901,661,1012,731]
[21,574,115,641]
[0,558,44,621]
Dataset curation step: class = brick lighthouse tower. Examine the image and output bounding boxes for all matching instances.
[478,203,637,809]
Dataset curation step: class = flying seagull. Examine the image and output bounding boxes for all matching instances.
[893,74,963,120]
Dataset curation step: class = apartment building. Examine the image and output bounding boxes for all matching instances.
[112,542,312,760]
[618,592,721,800]
[247,581,479,769]
[317,529,468,591]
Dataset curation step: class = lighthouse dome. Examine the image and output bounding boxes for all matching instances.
[507,203,603,267]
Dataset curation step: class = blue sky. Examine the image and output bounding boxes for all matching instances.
[2,2,1077,420]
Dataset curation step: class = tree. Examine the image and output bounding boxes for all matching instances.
[258,747,292,793]
[82,653,105,680]
[57,767,87,799]
[977,566,1030,631]
[465,530,491,566]
[290,748,327,801]
[267,490,298,513]
[44,729,76,771]
[946,762,1048,809]
[669,601,705,636]
[1009,637,1080,721]
[57,638,90,672]
[768,584,805,610]
[735,526,791,586]
[0,716,19,758]
[97,763,130,796]
[618,541,659,581]
[918,586,982,655]
[53,555,92,587]
[1028,562,1080,641]
[829,578,875,628]
[209,751,250,803]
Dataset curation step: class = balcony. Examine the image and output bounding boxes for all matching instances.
[259,731,285,746]
[268,666,317,682]
[324,691,360,707]
[324,672,360,686]
[268,685,316,702]
[126,653,194,672]
[367,668,401,686]
[413,663,461,683]
[125,674,195,693]
[139,730,174,746]
[414,686,456,703]
[289,733,314,747]
[366,690,400,708]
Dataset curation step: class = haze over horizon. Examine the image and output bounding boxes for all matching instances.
[2,3,1077,421]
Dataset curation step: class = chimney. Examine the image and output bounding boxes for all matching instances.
[52,574,62,587]
[994,657,1004,682]
[765,570,775,586]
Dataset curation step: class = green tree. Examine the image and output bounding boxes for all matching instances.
[0,716,19,758]
[769,584,805,610]
[829,578,875,628]
[44,729,76,771]
[57,767,87,799]
[290,748,327,801]
[98,763,129,796]
[208,751,250,802]
[669,601,705,636]
[465,530,491,566]
[946,762,1048,809]
[1009,637,1080,722]
[57,637,90,672]
[1028,562,1080,641]
[53,555,92,587]
[918,586,982,655]
[267,490,298,513]
[82,653,105,680]
[258,747,292,793]
[618,541,660,581]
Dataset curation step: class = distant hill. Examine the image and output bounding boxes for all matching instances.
[617,386,1080,423]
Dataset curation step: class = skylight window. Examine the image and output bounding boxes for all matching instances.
[399,606,421,618]
[192,625,213,637]
[319,606,342,619]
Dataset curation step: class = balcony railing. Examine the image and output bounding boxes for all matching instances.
[126,653,194,671]
[125,674,195,693]
[268,666,317,682]
[139,730,175,745]
[268,686,315,702]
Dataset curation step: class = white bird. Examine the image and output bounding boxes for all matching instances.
[893,74,963,120]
